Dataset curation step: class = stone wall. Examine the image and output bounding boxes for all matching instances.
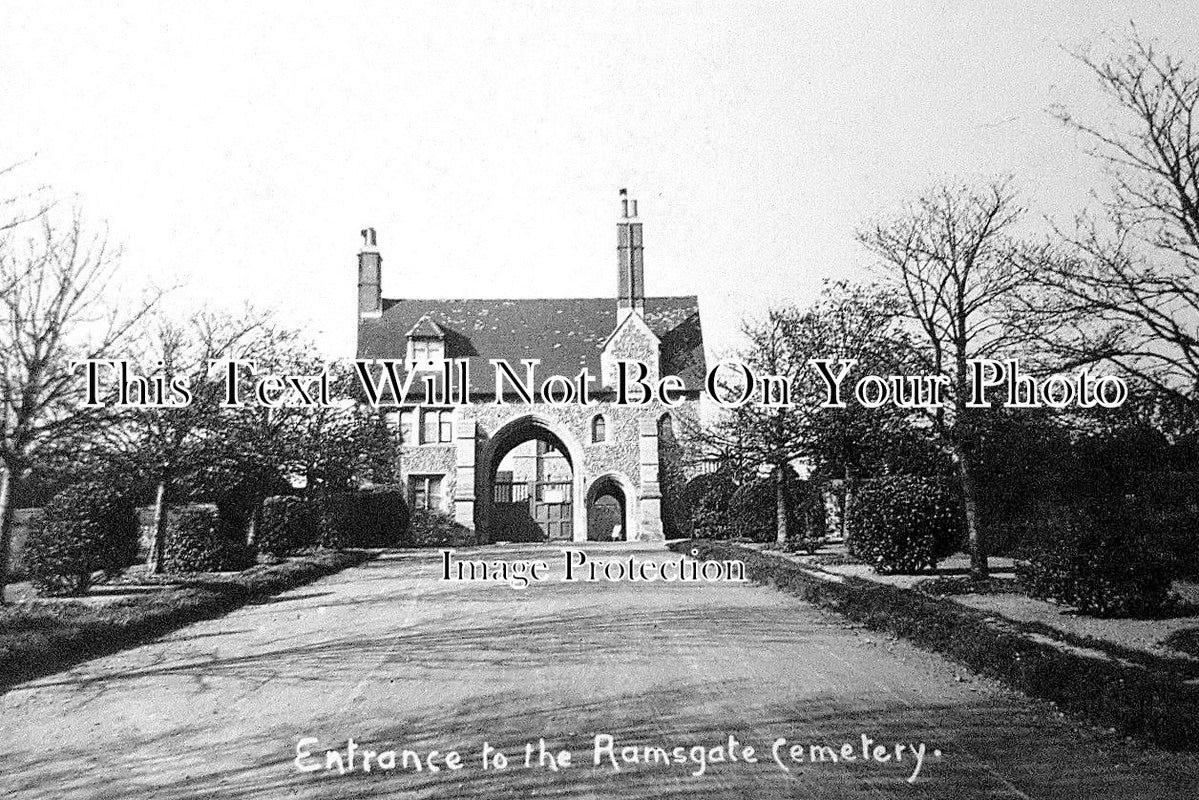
[392,397,701,541]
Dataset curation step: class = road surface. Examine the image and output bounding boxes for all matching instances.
[3,544,1197,799]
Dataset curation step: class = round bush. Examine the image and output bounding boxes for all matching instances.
[163,503,252,573]
[256,496,317,557]
[847,476,962,574]
[1017,510,1174,617]
[24,479,139,596]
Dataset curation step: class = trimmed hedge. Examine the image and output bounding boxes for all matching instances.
[184,459,290,536]
[0,550,374,689]
[406,508,478,547]
[357,485,409,547]
[24,480,139,596]
[317,487,409,548]
[726,471,825,552]
[316,492,358,549]
[162,504,253,573]
[847,476,962,573]
[728,477,781,542]
[256,496,317,556]
[673,539,1199,752]
[683,472,737,539]
[1017,511,1174,618]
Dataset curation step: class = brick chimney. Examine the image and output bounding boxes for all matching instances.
[616,189,644,324]
[358,227,382,318]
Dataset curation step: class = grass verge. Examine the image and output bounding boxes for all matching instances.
[674,539,1199,752]
[0,549,374,690]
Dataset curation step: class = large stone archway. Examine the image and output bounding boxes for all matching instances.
[475,413,587,543]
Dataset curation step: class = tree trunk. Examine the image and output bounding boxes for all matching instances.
[955,446,988,580]
[841,465,856,542]
[148,473,169,574]
[246,500,261,546]
[774,465,789,546]
[0,464,13,604]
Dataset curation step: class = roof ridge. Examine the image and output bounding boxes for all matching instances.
[381,295,698,303]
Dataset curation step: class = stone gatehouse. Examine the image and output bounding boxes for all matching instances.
[355,191,706,543]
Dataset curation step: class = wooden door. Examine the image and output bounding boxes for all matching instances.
[534,480,573,540]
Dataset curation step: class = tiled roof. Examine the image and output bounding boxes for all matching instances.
[356,296,706,393]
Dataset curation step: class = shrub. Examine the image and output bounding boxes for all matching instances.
[913,575,1021,596]
[727,471,826,550]
[405,508,478,547]
[24,480,139,596]
[256,496,317,557]
[162,504,252,573]
[847,476,962,574]
[728,478,781,542]
[1136,507,1199,581]
[357,485,409,547]
[316,492,360,548]
[1163,628,1199,658]
[793,481,829,554]
[312,487,409,549]
[184,458,290,539]
[683,472,737,539]
[1016,510,1174,618]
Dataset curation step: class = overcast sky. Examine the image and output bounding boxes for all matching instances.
[2,1,1197,360]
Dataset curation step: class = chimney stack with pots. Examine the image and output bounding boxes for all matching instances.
[616,188,644,324]
[358,227,382,318]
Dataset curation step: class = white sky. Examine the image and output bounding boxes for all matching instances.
[2,1,1197,360]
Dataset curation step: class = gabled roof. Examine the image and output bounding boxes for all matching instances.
[405,314,445,339]
[600,306,661,350]
[356,296,706,394]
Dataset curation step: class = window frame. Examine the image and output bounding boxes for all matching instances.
[407,338,445,368]
[591,414,607,443]
[421,409,439,444]
[398,409,415,446]
[409,474,443,511]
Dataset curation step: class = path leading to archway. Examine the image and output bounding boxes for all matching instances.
[3,544,1197,799]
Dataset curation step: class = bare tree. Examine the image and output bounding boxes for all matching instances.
[1034,32,1199,408]
[699,310,810,545]
[0,158,52,238]
[858,179,1037,579]
[0,210,157,600]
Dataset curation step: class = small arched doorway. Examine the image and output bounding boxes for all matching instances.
[480,415,584,542]
[586,473,633,542]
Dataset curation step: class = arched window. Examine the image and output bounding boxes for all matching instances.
[591,414,607,443]
[657,412,674,439]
